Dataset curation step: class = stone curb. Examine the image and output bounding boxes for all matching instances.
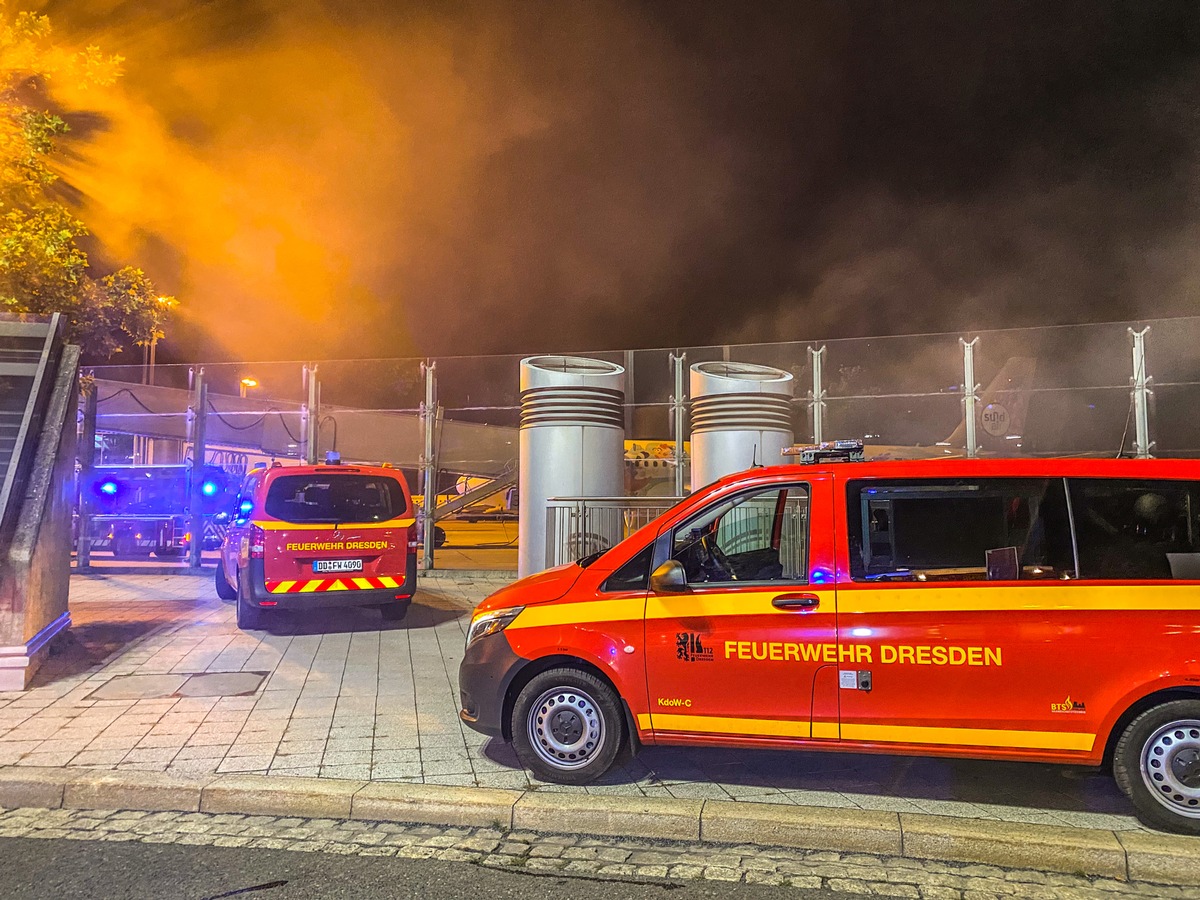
[1,766,1197,887]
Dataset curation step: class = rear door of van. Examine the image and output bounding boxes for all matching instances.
[259,469,413,593]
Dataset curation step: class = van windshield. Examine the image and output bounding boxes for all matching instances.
[265,474,407,524]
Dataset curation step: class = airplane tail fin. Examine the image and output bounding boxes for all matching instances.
[944,357,1037,453]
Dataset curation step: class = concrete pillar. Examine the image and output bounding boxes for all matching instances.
[690,361,794,491]
[518,356,625,577]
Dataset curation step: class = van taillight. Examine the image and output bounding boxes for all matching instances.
[250,525,265,559]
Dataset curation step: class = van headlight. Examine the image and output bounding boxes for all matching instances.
[466,606,524,649]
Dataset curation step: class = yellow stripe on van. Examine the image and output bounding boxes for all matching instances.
[838,584,1200,615]
[645,715,1093,751]
[271,581,296,594]
[652,714,810,739]
[299,581,322,593]
[645,590,836,620]
[840,723,1095,752]
[507,597,645,630]
[251,518,416,531]
[379,576,398,589]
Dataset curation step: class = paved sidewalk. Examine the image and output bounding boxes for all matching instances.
[0,574,1147,832]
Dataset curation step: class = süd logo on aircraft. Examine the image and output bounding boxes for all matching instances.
[981,403,1009,437]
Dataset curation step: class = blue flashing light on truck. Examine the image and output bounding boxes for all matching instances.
[79,464,236,559]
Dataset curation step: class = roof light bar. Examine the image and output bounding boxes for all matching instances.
[782,439,865,464]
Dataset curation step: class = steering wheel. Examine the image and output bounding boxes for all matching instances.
[701,533,736,581]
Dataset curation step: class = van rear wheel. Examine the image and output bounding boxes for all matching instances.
[215,564,237,601]
[379,603,408,622]
[511,668,623,785]
[1115,699,1200,834]
[235,578,265,631]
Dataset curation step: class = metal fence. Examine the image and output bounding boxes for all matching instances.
[546,496,683,568]
[78,315,1200,570]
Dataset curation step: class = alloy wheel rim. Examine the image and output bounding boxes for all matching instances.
[528,686,604,771]
[1141,718,1200,818]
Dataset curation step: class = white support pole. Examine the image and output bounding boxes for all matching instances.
[1129,326,1153,459]
[960,337,981,458]
[303,364,320,464]
[807,345,826,444]
[669,352,687,497]
[420,360,438,570]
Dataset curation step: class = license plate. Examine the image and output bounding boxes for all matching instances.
[313,559,363,573]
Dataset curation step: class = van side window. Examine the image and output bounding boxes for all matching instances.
[232,475,258,524]
[601,545,654,593]
[846,478,1073,582]
[1069,479,1200,580]
[671,485,809,585]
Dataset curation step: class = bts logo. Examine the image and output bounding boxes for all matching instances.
[676,632,714,662]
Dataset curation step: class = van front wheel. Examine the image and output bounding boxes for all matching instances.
[1115,699,1200,834]
[511,668,623,785]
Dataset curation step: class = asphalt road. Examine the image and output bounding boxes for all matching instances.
[0,838,847,900]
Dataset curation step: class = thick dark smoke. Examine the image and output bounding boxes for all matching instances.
[40,0,1200,361]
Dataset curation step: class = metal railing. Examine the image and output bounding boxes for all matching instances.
[546,496,683,568]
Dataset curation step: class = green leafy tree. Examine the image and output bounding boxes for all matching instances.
[0,3,175,357]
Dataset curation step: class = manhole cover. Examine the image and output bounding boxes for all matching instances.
[88,674,187,700]
[87,671,267,701]
[178,672,266,697]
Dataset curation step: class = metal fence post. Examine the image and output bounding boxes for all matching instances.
[77,378,97,570]
[1129,326,1153,458]
[303,363,320,464]
[807,345,826,444]
[188,369,207,569]
[420,360,438,570]
[960,337,981,458]
[669,351,687,497]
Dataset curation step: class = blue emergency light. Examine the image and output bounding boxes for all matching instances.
[98,480,119,496]
[201,480,219,497]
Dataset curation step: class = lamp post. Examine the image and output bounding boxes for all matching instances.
[141,296,175,387]
[239,377,259,399]
[135,295,177,464]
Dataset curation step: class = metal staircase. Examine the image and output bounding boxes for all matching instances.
[0,314,62,535]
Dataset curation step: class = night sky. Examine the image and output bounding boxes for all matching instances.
[43,0,1200,362]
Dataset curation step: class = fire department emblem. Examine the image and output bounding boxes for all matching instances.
[676,632,714,662]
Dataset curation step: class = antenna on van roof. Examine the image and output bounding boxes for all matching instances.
[750,443,761,469]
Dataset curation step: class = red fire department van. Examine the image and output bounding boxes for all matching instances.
[460,446,1200,833]
[216,460,417,630]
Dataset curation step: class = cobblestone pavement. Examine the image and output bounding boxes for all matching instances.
[0,574,1146,831]
[0,805,1190,899]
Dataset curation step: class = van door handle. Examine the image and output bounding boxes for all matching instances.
[772,593,821,611]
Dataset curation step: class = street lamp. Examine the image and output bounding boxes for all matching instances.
[239,377,259,399]
[142,296,176,387]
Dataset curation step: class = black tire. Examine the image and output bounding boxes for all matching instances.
[235,576,265,631]
[111,534,148,559]
[510,667,624,785]
[1114,699,1200,834]
[215,563,237,602]
[379,602,409,622]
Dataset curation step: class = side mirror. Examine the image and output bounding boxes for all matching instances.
[212,511,230,525]
[650,560,690,594]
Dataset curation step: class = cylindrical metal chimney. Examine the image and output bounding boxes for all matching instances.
[690,361,794,491]
[519,356,625,577]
